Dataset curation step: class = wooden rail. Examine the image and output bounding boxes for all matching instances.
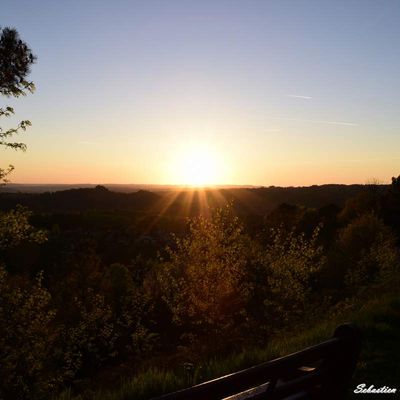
[153,324,361,400]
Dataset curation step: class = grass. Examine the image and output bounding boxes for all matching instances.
[56,284,400,400]
[348,296,400,397]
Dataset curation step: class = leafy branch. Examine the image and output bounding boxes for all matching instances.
[0,27,36,183]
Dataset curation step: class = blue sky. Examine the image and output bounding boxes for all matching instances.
[2,0,400,185]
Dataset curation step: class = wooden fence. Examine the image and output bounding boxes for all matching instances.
[153,324,361,400]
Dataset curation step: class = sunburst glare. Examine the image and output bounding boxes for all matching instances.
[173,144,225,186]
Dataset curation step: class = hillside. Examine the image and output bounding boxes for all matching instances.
[0,184,381,216]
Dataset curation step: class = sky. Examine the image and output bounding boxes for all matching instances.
[1,0,400,186]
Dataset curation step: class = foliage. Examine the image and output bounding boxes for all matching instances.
[156,204,250,340]
[53,280,400,400]
[0,267,59,400]
[52,261,154,385]
[0,200,50,398]
[0,205,47,251]
[62,289,118,375]
[0,27,36,97]
[155,204,325,343]
[247,225,325,328]
[0,180,400,399]
[101,263,154,356]
[0,27,36,183]
[339,186,382,223]
[337,213,399,288]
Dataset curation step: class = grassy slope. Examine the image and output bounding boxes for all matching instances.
[349,295,400,397]
[57,283,400,400]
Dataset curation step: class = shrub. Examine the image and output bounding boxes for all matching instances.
[156,204,250,340]
[0,205,47,251]
[337,214,399,289]
[247,226,324,328]
[0,267,59,400]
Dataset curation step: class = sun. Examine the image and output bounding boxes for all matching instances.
[173,145,223,186]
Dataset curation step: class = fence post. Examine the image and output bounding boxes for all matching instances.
[321,323,362,399]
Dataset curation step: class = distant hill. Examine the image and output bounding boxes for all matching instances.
[149,184,385,217]
[0,185,161,212]
[0,183,387,216]
[0,183,255,193]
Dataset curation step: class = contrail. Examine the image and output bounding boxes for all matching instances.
[277,116,358,126]
[287,94,312,100]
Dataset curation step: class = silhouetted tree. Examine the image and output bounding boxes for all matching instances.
[0,27,36,183]
[391,175,400,190]
[156,204,250,342]
[95,185,109,191]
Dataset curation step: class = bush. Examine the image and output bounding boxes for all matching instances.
[156,204,250,341]
[246,226,324,329]
[0,205,47,251]
[0,267,59,400]
[337,214,399,289]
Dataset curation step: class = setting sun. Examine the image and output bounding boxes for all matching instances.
[172,145,224,186]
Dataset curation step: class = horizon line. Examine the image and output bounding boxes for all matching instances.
[3,181,390,188]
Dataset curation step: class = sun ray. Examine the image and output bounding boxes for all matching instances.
[197,187,210,217]
[182,188,195,218]
[143,188,182,234]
